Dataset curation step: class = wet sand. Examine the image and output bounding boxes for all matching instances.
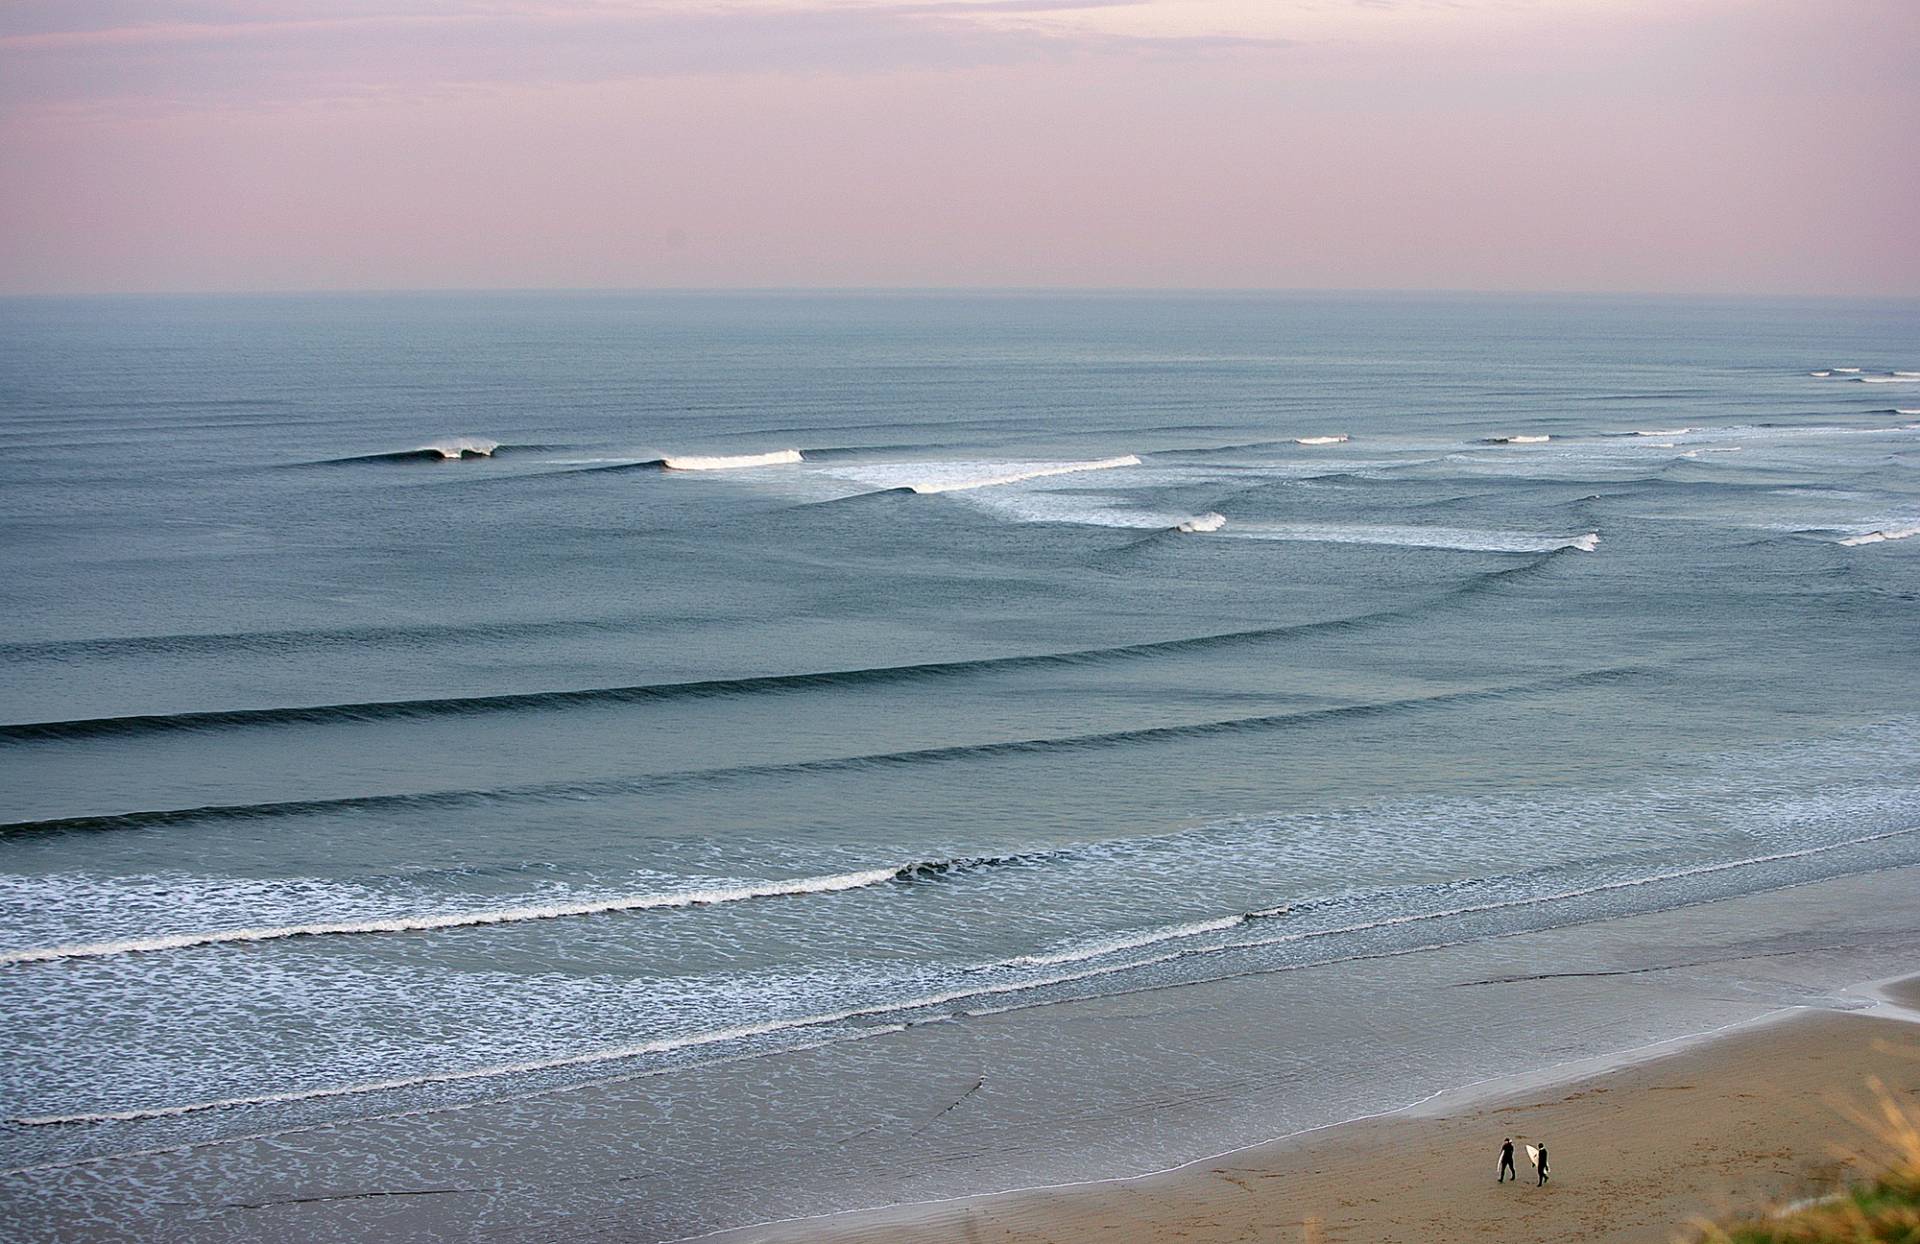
[726,999,1920,1244]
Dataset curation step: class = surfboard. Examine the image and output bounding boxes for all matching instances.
[1524,1144,1540,1169]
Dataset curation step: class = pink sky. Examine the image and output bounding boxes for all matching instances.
[1,0,1915,296]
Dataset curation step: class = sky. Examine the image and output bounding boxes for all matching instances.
[0,0,1916,296]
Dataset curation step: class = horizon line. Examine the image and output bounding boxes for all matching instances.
[4,284,1918,303]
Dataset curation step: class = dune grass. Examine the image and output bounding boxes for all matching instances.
[1688,1072,1920,1244]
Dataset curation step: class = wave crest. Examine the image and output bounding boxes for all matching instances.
[901,455,1142,494]
[0,863,963,966]
[1838,524,1920,547]
[662,450,803,471]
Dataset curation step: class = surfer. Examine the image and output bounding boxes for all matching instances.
[1536,1142,1549,1186]
[1498,1138,1516,1182]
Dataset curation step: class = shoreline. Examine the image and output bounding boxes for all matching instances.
[8,865,1917,1243]
[709,978,1920,1243]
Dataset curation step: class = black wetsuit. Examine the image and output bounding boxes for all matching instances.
[1499,1142,1516,1182]
[1536,1146,1549,1185]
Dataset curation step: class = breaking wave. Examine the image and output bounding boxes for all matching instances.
[829,455,1141,495]
[1176,512,1227,534]
[1295,435,1349,446]
[661,450,804,471]
[1003,910,1282,968]
[1838,525,1920,547]
[303,438,552,466]
[0,870,894,966]
[1486,435,1551,444]
[1222,522,1600,554]
[15,822,1909,1129]
[0,857,1026,967]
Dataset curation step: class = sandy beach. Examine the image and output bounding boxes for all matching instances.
[724,990,1920,1244]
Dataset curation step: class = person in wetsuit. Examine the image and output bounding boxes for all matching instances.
[1499,1138,1516,1182]
[1536,1142,1550,1186]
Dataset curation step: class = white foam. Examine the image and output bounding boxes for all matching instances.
[1834,367,1862,373]
[1896,372,1920,378]
[904,455,1142,494]
[423,437,498,459]
[664,451,806,472]
[1295,435,1349,446]
[1006,915,1247,968]
[1632,428,1693,437]
[1855,376,1911,384]
[0,867,903,966]
[21,823,1914,1130]
[1493,434,1551,444]
[1222,523,1599,554]
[1176,512,1227,534]
[662,449,803,471]
[7,946,1202,1127]
[1838,524,1920,547]
[1809,371,1833,377]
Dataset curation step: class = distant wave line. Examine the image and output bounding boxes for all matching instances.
[0,663,1645,838]
[0,554,1569,746]
[1,546,1584,747]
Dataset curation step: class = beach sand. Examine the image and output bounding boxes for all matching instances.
[727,1001,1920,1244]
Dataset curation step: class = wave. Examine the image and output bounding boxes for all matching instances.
[1838,525,1920,547]
[1631,428,1693,437]
[1221,522,1600,554]
[1486,435,1551,444]
[17,822,1909,1129]
[0,617,625,664]
[303,438,545,466]
[904,455,1141,494]
[1003,910,1282,968]
[1176,512,1226,534]
[661,450,803,471]
[1854,377,1914,384]
[823,455,1142,496]
[1295,435,1349,446]
[0,857,1022,967]
[0,551,1593,754]
[0,662,1636,838]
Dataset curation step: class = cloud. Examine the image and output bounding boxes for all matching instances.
[0,0,1296,115]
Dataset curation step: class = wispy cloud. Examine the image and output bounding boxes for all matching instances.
[0,0,1301,115]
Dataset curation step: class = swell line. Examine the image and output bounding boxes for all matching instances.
[0,666,1649,838]
[0,548,1584,746]
[14,824,1910,1129]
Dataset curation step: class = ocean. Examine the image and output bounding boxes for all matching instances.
[2,290,1917,1240]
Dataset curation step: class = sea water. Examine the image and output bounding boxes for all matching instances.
[1,291,1917,1236]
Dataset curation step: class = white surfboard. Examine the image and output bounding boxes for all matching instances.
[1524,1144,1540,1169]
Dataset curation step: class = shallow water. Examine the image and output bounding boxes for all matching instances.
[2,291,1918,1232]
